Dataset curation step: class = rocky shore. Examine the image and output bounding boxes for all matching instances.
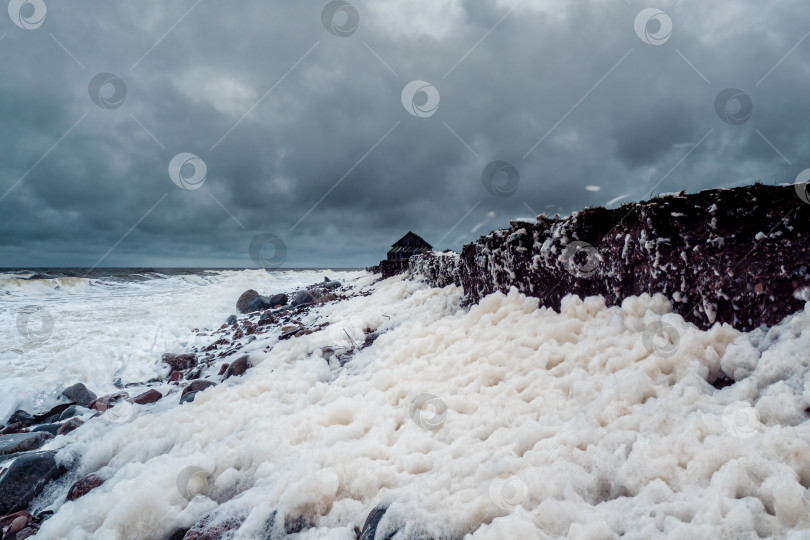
[395,184,809,332]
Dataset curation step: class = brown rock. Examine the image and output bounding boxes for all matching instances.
[217,364,229,376]
[223,356,250,379]
[57,418,84,436]
[236,289,260,314]
[90,392,129,412]
[169,371,184,382]
[162,353,198,372]
[133,389,163,405]
[181,380,217,397]
[66,474,105,501]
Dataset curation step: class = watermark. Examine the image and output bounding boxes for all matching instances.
[560,241,600,278]
[795,169,810,205]
[634,8,672,46]
[489,476,528,511]
[321,0,359,37]
[409,393,446,430]
[8,0,46,30]
[88,73,127,110]
[714,88,753,125]
[168,153,207,190]
[642,320,680,358]
[249,233,288,270]
[722,402,760,438]
[176,466,212,500]
[401,80,440,118]
[16,305,54,344]
[482,161,520,198]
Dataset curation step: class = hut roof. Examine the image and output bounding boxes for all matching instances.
[390,231,432,250]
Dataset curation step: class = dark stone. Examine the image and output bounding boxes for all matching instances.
[31,424,62,436]
[217,364,229,376]
[324,276,331,282]
[61,383,97,408]
[0,451,65,515]
[265,293,288,308]
[162,353,198,372]
[66,474,104,501]
[169,371,184,382]
[58,405,89,421]
[90,392,129,412]
[323,281,341,290]
[33,403,73,424]
[359,506,390,540]
[7,411,34,428]
[57,418,84,436]
[380,259,410,279]
[181,380,216,397]
[236,289,260,313]
[711,373,735,390]
[179,391,198,405]
[411,185,810,332]
[0,423,27,435]
[291,290,319,307]
[237,290,288,314]
[223,356,250,379]
[133,389,163,405]
[226,315,237,325]
[0,511,35,536]
[258,312,274,325]
[0,433,53,456]
[183,511,245,540]
[363,332,381,348]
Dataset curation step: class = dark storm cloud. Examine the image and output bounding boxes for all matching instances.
[1,0,809,267]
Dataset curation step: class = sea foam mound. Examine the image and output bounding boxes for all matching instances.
[33,274,810,539]
[413,184,810,332]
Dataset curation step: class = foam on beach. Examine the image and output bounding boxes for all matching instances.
[26,273,810,539]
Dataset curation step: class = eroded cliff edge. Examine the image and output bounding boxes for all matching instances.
[405,184,809,331]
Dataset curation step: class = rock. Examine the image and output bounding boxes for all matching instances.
[57,418,84,436]
[0,511,34,535]
[179,391,198,405]
[318,293,337,304]
[58,405,90,421]
[359,506,389,540]
[169,371,184,383]
[0,451,65,515]
[31,424,62,436]
[323,281,341,290]
[6,411,34,428]
[217,364,229,376]
[183,511,245,540]
[0,433,53,456]
[223,356,250,379]
[133,389,162,405]
[237,290,288,314]
[33,403,73,424]
[162,353,198,372]
[66,474,104,501]
[363,332,381,348]
[181,380,216,397]
[324,276,331,282]
[437,184,810,332]
[258,312,274,325]
[0,423,27,435]
[226,315,237,325]
[280,324,302,339]
[291,290,318,307]
[60,383,97,408]
[90,392,129,413]
[380,259,409,279]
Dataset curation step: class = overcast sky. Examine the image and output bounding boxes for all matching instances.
[1,0,808,268]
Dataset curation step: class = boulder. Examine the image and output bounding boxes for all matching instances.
[66,474,104,501]
[179,391,198,405]
[0,451,65,515]
[162,353,198,372]
[181,380,216,397]
[6,411,34,428]
[291,290,318,307]
[60,383,97,408]
[236,290,288,314]
[133,389,163,405]
[57,418,83,436]
[0,433,53,456]
[58,405,90,421]
[223,356,250,379]
[33,403,73,424]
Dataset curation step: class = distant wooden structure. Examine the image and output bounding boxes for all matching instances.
[387,231,432,261]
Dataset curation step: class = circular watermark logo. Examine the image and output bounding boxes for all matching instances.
[88,73,127,110]
[482,161,520,198]
[168,153,207,190]
[176,466,211,500]
[489,476,528,511]
[249,233,288,271]
[634,8,672,46]
[8,0,46,30]
[321,0,359,37]
[16,305,54,344]
[560,241,600,278]
[714,88,753,125]
[722,402,760,438]
[642,320,680,358]
[401,80,440,118]
[409,393,446,430]
[794,169,810,205]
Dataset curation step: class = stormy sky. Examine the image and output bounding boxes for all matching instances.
[1,0,809,268]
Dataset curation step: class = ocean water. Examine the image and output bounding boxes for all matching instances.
[2,270,810,538]
[0,268,360,421]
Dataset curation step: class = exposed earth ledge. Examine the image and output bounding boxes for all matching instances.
[406,184,809,331]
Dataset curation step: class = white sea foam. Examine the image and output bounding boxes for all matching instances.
[11,272,810,538]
